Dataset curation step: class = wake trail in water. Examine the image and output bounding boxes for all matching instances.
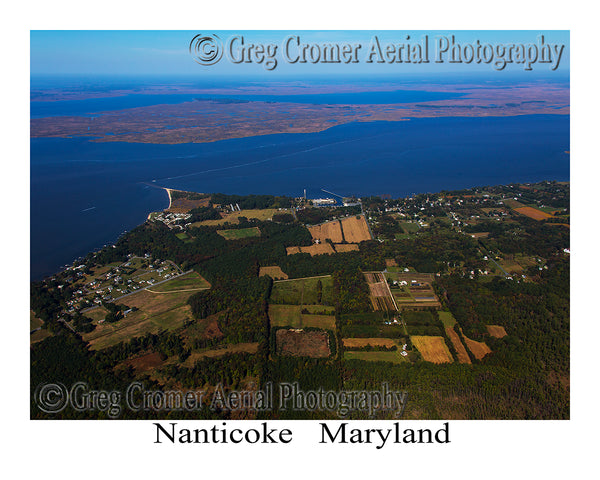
[152,133,388,183]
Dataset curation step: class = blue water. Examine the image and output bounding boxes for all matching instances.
[30,115,569,280]
[30,90,465,118]
[30,94,204,118]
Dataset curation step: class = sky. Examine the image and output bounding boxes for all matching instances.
[30,30,570,78]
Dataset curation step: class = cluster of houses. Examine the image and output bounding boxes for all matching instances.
[151,211,193,230]
[63,256,181,312]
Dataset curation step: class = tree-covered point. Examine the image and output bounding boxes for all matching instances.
[169,190,211,201]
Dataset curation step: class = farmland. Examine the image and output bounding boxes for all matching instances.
[30,328,52,344]
[438,311,457,328]
[462,332,492,360]
[259,266,288,280]
[445,327,472,364]
[270,275,334,305]
[411,336,453,364]
[385,272,442,310]
[342,338,398,348]
[308,220,343,243]
[286,243,335,256]
[344,350,407,364]
[269,305,336,330]
[340,215,372,242]
[30,180,570,420]
[364,272,396,311]
[333,243,359,253]
[148,271,210,292]
[82,286,196,350]
[276,329,331,357]
[192,208,283,226]
[514,206,553,221]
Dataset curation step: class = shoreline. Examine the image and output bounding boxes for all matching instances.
[146,185,172,221]
[165,188,172,210]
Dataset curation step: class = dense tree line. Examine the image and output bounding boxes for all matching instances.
[296,205,361,225]
[188,206,221,223]
[332,268,372,314]
[188,276,272,344]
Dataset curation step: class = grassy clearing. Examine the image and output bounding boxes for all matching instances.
[394,233,414,240]
[269,305,302,327]
[149,271,210,292]
[487,325,508,338]
[342,338,398,348]
[270,275,334,305]
[217,226,261,240]
[85,307,109,322]
[259,266,288,280]
[180,343,259,367]
[300,315,336,330]
[30,310,44,330]
[82,290,194,350]
[193,209,283,227]
[438,311,457,328]
[503,199,526,209]
[343,350,407,364]
[30,329,52,344]
[399,222,420,234]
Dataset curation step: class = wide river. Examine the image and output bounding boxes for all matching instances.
[31,114,569,280]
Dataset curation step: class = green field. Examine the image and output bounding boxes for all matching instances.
[217,227,261,240]
[270,275,334,305]
[30,310,44,330]
[193,208,283,227]
[175,232,194,243]
[82,289,194,350]
[149,272,210,292]
[525,204,561,214]
[85,307,109,322]
[394,233,413,240]
[30,328,52,344]
[302,304,335,314]
[343,350,407,364]
[269,304,336,330]
[340,323,404,338]
[399,222,420,234]
[438,311,457,328]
